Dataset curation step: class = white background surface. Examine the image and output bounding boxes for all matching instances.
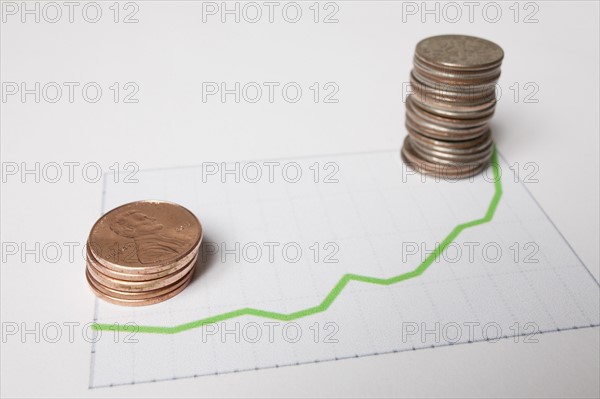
[1,1,599,397]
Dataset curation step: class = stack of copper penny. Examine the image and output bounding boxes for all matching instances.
[86,200,203,306]
[402,34,504,179]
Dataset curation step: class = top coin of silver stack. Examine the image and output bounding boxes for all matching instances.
[401,34,504,179]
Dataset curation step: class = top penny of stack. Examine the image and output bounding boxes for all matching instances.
[86,200,202,306]
[402,35,504,179]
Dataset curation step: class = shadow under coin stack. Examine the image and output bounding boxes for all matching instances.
[402,34,504,179]
[86,200,203,306]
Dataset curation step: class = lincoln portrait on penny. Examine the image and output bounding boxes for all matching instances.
[109,210,189,264]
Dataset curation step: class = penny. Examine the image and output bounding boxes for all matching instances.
[86,243,194,281]
[86,267,194,301]
[90,240,200,276]
[87,251,198,292]
[88,200,202,270]
[86,268,194,307]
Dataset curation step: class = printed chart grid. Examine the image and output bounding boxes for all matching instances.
[89,150,599,388]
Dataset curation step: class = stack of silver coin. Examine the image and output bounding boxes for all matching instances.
[402,35,504,179]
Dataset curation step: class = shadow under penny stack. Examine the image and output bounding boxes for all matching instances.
[86,200,203,306]
[402,34,504,179]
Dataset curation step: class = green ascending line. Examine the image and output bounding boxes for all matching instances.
[93,151,503,335]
